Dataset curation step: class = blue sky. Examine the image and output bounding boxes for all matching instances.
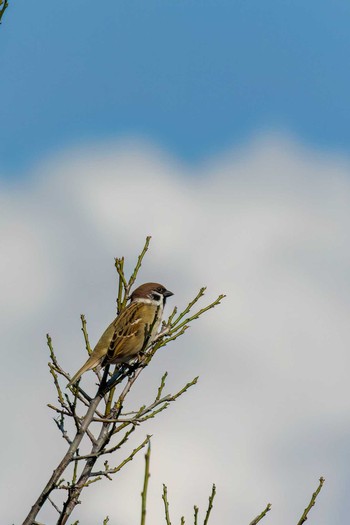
[1,0,350,176]
[3,3,350,524]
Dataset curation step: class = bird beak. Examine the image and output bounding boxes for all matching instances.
[163,289,174,298]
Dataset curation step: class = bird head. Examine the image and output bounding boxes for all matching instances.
[130,282,174,305]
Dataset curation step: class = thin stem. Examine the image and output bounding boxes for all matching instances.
[162,484,172,525]
[249,503,272,525]
[116,256,125,313]
[296,477,325,525]
[156,372,168,401]
[80,314,92,355]
[203,484,216,525]
[91,435,151,477]
[48,497,61,514]
[140,441,151,525]
[193,506,198,525]
[169,294,226,336]
[172,287,206,327]
[128,236,151,290]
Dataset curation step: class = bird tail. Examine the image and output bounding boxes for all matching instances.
[67,355,101,387]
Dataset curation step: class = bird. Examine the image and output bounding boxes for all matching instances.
[67,282,174,386]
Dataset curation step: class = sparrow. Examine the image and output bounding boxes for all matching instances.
[68,282,173,386]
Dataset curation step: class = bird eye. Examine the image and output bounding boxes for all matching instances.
[156,286,164,293]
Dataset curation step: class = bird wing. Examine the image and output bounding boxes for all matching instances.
[105,301,143,362]
[76,302,143,371]
[68,302,157,386]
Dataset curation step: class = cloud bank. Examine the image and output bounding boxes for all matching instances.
[2,135,350,524]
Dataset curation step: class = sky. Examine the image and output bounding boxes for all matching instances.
[2,2,350,525]
[1,0,350,175]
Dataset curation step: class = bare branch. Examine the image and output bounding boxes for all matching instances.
[172,287,207,327]
[203,484,216,525]
[128,235,152,290]
[140,441,151,525]
[156,372,168,401]
[80,314,92,355]
[91,435,151,477]
[297,477,325,525]
[249,503,272,525]
[115,256,128,309]
[53,414,72,445]
[115,256,125,313]
[162,484,172,525]
[193,506,199,525]
[48,496,61,514]
[168,293,226,337]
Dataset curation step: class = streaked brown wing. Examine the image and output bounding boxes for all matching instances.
[105,302,158,363]
[106,302,142,360]
[68,301,161,385]
[67,303,143,385]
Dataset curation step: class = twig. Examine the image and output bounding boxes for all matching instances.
[94,376,197,424]
[74,426,136,461]
[171,377,198,400]
[91,435,151,477]
[203,484,216,525]
[102,426,136,455]
[296,477,325,525]
[162,484,172,525]
[47,334,93,406]
[194,506,199,525]
[168,293,226,336]
[116,236,152,311]
[172,287,207,326]
[48,496,61,514]
[152,326,189,354]
[80,314,92,355]
[140,441,151,525]
[65,394,82,433]
[48,404,70,417]
[53,414,72,445]
[128,235,152,290]
[115,257,128,308]
[249,503,272,525]
[166,306,178,326]
[116,256,125,313]
[72,449,80,484]
[81,314,103,384]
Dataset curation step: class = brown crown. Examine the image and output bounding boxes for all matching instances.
[130,282,173,300]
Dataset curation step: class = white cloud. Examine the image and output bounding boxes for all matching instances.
[2,135,350,524]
